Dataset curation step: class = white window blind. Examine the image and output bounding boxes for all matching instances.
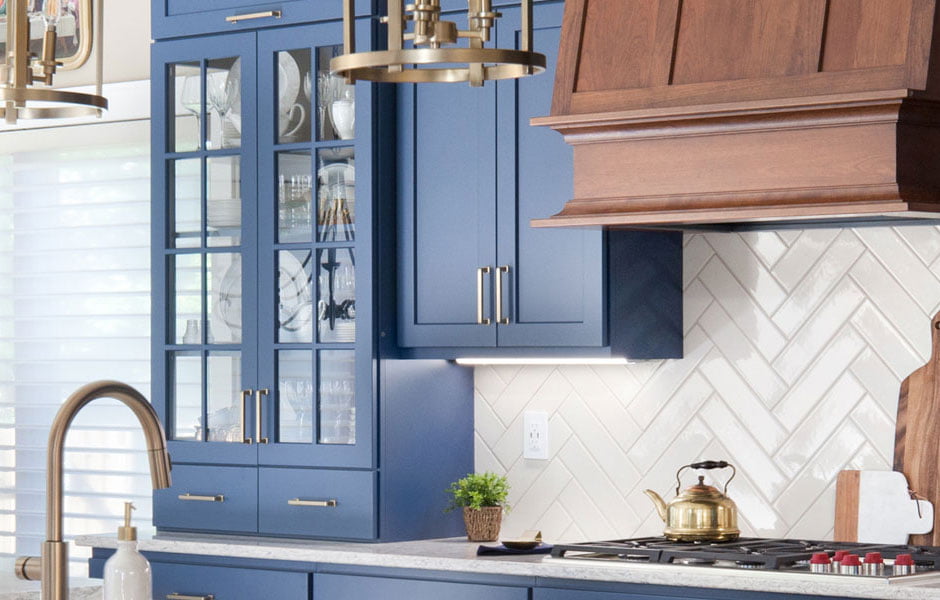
[0,116,151,576]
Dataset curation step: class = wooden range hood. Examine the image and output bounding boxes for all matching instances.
[532,0,940,228]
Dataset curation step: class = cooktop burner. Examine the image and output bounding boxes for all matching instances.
[549,537,940,572]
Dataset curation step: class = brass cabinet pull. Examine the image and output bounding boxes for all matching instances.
[255,388,269,444]
[288,498,338,507]
[240,389,253,444]
[495,265,510,325]
[476,266,492,325]
[225,10,281,23]
[178,493,224,503]
[167,595,215,600]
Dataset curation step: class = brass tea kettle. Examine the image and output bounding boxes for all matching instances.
[644,460,740,542]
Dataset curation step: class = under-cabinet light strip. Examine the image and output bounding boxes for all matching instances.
[454,358,631,366]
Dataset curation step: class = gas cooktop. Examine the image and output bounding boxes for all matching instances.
[549,537,940,575]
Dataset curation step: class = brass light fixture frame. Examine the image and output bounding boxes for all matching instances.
[0,0,107,123]
[330,0,545,87]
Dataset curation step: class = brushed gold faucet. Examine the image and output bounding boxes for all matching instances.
[14,380,172,600]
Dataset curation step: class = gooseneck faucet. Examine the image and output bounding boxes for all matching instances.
[14,380,172,600]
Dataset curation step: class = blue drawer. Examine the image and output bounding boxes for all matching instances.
[259,467,375,539]
[316,573,527,600]
[153,561,308,600]
[154,464,257,533]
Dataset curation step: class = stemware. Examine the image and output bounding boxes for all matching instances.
[180,75,201,134]
[207,65,237,148]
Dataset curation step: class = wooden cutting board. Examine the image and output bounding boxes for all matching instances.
[894,310,940,545]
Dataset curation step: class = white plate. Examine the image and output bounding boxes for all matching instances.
[278,53,301,116]
[278,251,313,342]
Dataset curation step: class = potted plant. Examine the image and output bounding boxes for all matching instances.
[446,472,510,542]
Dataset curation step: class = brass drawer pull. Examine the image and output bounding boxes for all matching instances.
[288,498,338,507]
[225,10,281,23]
[167,595,214,600]
[495,265,510,325]
[255,388,269,444]
[178,493,224,503]
[240,389,253,444]
[476,266,492,325]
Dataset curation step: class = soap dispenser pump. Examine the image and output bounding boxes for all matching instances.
[103,502,152,600]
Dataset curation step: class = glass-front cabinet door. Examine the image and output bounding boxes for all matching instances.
[152,33,260,465]
[256,20,373,469]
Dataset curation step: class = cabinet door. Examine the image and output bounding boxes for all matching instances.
[152,34,260,466]
[495,3,606,347]
[151,1,366,41]
[152,562,308,600]
[316,573,527,600]
[397,5,499,348]
[255,20,374,469]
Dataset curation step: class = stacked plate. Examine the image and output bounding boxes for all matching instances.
[207,198,240,228]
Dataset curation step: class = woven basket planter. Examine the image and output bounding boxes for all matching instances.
[463,506,503,542]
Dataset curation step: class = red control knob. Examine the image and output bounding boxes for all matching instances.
[864,552,883,564]
[810,553,831,565]
[841,554,861,566]
[832,550,849,562]
[894,554,914,566]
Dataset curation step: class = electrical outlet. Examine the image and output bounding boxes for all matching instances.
[523,411,549,460]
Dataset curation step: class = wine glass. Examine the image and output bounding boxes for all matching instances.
[207,67,237,149]
[180,75,202,140]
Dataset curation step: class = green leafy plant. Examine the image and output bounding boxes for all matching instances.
[445,472,510,512]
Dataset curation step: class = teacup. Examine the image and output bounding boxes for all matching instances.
[279,102,306,140]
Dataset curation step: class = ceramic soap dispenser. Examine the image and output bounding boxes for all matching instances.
[103,502,152,600]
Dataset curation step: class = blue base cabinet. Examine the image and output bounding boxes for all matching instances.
[150,11,473,541]
[317,573,528,600]
[397,1,682,359]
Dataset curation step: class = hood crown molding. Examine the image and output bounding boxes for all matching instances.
[535,0,940,228]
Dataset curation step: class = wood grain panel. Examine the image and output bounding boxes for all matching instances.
[822,0,913,72]
[574,0,680,92]
[834,470,861,542]
[894,310,940,546]
[671,0,828,84]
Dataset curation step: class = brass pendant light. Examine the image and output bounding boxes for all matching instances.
[330,0,545,87]
[0,0,107,124]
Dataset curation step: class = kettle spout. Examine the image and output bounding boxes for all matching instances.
[644,489,667,522]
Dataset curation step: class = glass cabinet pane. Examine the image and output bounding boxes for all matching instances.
[173,254,202,344]
[207,352,243,442]
[172,352,202,441]
[278,350,313,444]
[206,57,242,150]
[278,250,314,343]
[172,159,201,249]
[315,46,354,141]
[318,350,355,445]
[171,62,201,153]
[208,253,242,345]
[277,151,313,243]
[206,156,241,247]
[317,248,355,343]
[278,49,311,144]
[317,148,355,242]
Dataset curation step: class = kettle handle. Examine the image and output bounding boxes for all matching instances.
[676,461,737,495]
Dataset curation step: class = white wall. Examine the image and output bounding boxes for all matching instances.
[475,227,940,542]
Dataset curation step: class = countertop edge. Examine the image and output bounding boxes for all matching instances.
[75,535,940,600]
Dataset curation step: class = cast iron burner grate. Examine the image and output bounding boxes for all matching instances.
[549,537,940,571]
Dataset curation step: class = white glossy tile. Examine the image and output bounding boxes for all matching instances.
[895,226,940,264]
[771,229,841,292]
[703,232,787,313]
[491,365,556,425]
[474,391,507,448]
[699,257,786,360]
[855,227,940,313]
[683,279,713,335]
[736,231,788,268]
[851,302,923,379]
[849,349,901,417]
[557,437,638,534]
[849,395,895,466]
[682,234,714,289]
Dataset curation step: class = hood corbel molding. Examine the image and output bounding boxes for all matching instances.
[533,0,940,228]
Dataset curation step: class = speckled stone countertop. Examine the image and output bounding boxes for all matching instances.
[76,533,940,600]
[0,576,101,600]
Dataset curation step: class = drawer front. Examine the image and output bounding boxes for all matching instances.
[153,561,308,600]
[316,574,527,600]
[259,467,375,539]
[154,465,257,533]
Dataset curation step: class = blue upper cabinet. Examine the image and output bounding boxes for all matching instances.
[151,0,373,41]
[397,2,683,358]
[151,14,473,541]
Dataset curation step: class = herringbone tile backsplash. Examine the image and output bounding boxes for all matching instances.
[474,227,940,542]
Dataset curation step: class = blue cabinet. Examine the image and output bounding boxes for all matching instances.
[151,562,309,600]
[397,2,682,357]
[316,573,528,600]
[151,13,473,541]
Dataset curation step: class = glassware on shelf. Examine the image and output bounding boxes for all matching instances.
[318,350,355,445]
[207,58,241,149]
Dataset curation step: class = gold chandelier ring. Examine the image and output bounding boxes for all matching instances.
[330,47,546,83]
[0,87,109,110]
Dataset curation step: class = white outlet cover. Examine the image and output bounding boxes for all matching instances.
[523,411,549,460]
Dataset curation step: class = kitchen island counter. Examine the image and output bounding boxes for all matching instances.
[77,533,940,600]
